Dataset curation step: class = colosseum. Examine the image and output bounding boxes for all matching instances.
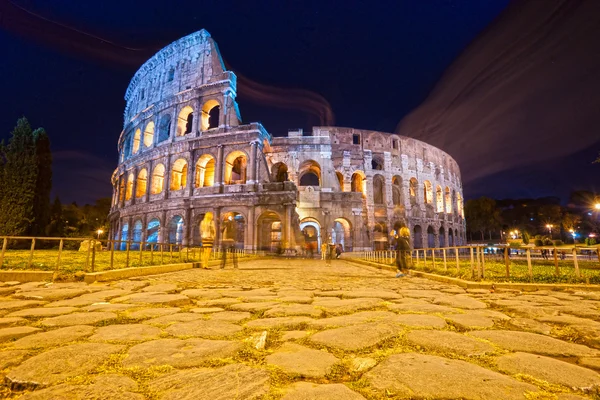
[109,29,466,253]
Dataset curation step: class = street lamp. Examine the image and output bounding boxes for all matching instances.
[595,203,600,211]
[96,229,104,239]
[546,224,553,238]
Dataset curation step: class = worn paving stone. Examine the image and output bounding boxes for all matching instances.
[246,316,313,330]
[350,357,378,372]
[220,288,276,298]
[143,312,204,326]
[229,301,279,312]
[0,316,27,327]
[578,357,600,370]
[89,324,162,343]
[112,292,191,306]
[123,338,242,368]
[40,312,117,327]
[445,313,494,329]
[0,300,46,310]
[281,382,366,400]
[266,343,339,378]
[180,289,224,299]
[310,322,400,351]
[341,289,401,300]
[277,295,314,304]
[14,288,90,301]
[281,331,309,341]
[364,353,537,399]
[141,283,179,293]
[509,318,552,335]
[471,330,599,357]
[387,302,459,314]
[124,307,181,320]
[209,311,252,323]
[190,307,225,313]
[7,306,79,318]
[467,309,511,321]
[264,304,323,318]
[407,330,494,356]
[0,326,41,342]
[0,349,30,369]
[433,295,487,310]
[312,297,384,315]
[149,363,269,400]
[12,325,95,349]
[309,311,397,329]
[397,289,443,299]
[112,281,148,291]
[497,352,600,390]
[165,319,243,338]
[6,343,124,389]
[18,374,143,400]
[82,303,136,312]
[44,289,131,307]
[392,314,447,329]
[196,298,241,307]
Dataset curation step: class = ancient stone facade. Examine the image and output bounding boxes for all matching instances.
[109,30,466,252]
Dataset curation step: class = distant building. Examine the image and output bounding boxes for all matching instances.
[109,30,466,251]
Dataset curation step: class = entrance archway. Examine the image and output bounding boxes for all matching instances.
[413,225,423,249]
[257,211,283,253]
[300,218,321,255]
[332,218,352,251]
[168,215,184,245]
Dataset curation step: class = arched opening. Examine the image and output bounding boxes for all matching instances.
[271,162,288,183]
[224,151,247,184]
[146,218,160,244]
[132,129,141,154]
[374,222,388,250]
[332,218,352,251]
[132,220,143,250]
[371,157,384,171]
[221,212,245,249]
[168,215,184,245]
[195,154,215,187]
[424,180,433,204]
[201,100,220,130]
[335,171,344,191]
[158,114,171,143]
[456,193,464,217]
[300,218,321,255]
[176,106,194,136]
[392,176,403,205]
[413,225,423,249]
[257,211,282,253]
[120,223,129,250]
[351,171,366,197]
[118,176,125,204]
[135,168,148,198]
[455,229,459,245]
[298,160,321,187]
[448,228,454,246]
[143,121,155,148]
[427,226,435,248]
[373,174,386,205]
[439,227,445,247]
[151,164,165,195]
[125,172,134,201]
[170,159,188,191]
[445,187,452,213]
[409,178,418,205]
[436,185,444,212]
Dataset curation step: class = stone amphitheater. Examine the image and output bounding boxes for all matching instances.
[109,29,466,252]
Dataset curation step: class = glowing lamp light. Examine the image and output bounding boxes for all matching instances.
[96,229,104,239]
[595,203,600,210]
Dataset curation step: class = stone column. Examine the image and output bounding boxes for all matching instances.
[213,207,222,248]
[246,206,255,251]
[248,141,258,184]
[141,213,148,245]
[183,206,192,246]
[284,203,293,252]
[193,99,201,136]
[130,167,137,206]
[215,145,224,190]
[159,210,167,244]
[187,151,196,197]
[163,157,172,200]
[145,160,153,203]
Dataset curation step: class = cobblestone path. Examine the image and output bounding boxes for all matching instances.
[0,258,599,399]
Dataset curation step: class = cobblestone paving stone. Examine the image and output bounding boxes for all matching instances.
[1,258,600,398]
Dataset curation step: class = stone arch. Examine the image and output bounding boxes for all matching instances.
[125,172,134,201]
[373,221,388,250]
[146,218,160,244]
[132,219,143,249]
[413,225,423,248]
[409,178,418,205]
[257,211,283,253]
[335,171,344,191]
[351,171,366,196]
[439,226,446,247]
[298,160,321,186]
[221,211,246,249]
[118,176,125,204]
[373,174,386,205]
[424,180,433,204]
[167,215,184,245]
[135,168,148,198]
[300,217,321,254]
[176,105,194,136]
[271,162,289,182]
[448,228,454,246]
[158,114,171,143]
[195,154,215,187]
[445,187,452,213]
[201,99,220,130]
[436,185,444,212]
[170,158,188,190]
[427,226,435,248]
[455,229,459,245]
[151,164,165,194]
[371,156,384,171]
[120,222,129,250]
[224,150,248,184]
[332,217,352,251]
[132,128,141,154]
[143,121,155,147]
[456,192,464,217]
[392,175,403,205]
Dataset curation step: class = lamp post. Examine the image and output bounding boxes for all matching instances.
[96,229,104,240]
[546,224,553,239]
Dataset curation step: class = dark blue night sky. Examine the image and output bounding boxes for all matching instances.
[1,0,598,204]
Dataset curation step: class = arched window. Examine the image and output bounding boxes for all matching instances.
[413,225,423,248]
[373,174,385,205]
[136,168,148,198]
[298,160,321,187]
[423,180,433,204]
[371,157,384,171]
[436,185,444,212]
[456,192,464,217]
[445,187,452,213]
[151,164,165,194]
[158,114,171,143]
[224,151,247,184]
[132,129,141,154]
[170,159,188,190]
[176,106,194,136]
[351,171,366,196]
[132,220,143,249]
[125,172,134,201]
[195,154,215,187]
[409,178,418,205]
[271,162,288,182]
[143,121,155,148]
[427,226,435,248]
[120,223,129,250]
[201,100,220,131]
[146,218,160,243]
[168,215,184,244]
[439,227,446,247]
[336,171,344,191]
[118,176,125,204]
[392,176,403,205]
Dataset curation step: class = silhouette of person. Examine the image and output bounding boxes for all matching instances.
[199,212,216,269]
[220,215,238,269]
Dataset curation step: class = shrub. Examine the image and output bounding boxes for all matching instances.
[522,232,530,245]
[585,238,597,246]
[534,239,544,247]
[552,240,563,246]
[534,235,542,240]
[509,241,522,248]
[543,238,553,246]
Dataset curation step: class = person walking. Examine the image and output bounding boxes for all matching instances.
[395,227,411,278]
[220,216,238,269]
[321,242,328,260]
[199,212,216,269]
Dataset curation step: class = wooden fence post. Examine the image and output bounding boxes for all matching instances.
[91,240,96,272]
[504,247,510,278]
[126,241,131,268]
[480,248,485,279]
[572,248,580,278]
[455,247,460,273]
[470,247,475,278]
[442,248,447,271]
[110,240,115,270]
[432,249,436,269]
[415,250,419,266]
[55,239,64,273]
[526,248,533,282]
[139,242,143,265]
[160,244,164,264]
[28,238,36,269]
[554,249,559,276]
[0,237,7,268]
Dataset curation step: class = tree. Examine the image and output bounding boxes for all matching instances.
[465,197,502,241]
[0,118,52,236]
